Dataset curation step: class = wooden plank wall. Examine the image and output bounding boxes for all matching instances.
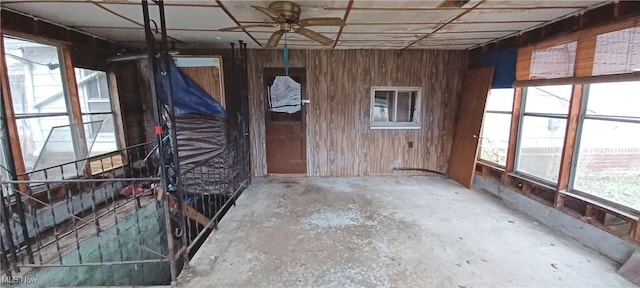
[515,17,640,81]
[248,49,467,176]
[109,61,149,146]
[180,66,224,106]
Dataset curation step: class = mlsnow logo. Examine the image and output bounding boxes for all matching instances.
[0,276,38,284]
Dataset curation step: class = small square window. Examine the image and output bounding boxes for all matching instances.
[370,87,421,129]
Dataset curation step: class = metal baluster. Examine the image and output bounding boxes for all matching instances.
[44,170,63,264]
[66,181,82,264]
[89,184,103,263]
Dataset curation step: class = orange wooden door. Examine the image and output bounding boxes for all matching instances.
[448,67,495,188]
[265,68,307,174]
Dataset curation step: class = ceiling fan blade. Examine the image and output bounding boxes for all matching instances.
[298,18,345,27]
[251,5,286,22]
[266,30,285,48]
[294,27,334,46]
[219,24,275,32]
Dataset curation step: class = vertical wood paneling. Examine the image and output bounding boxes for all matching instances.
[180,66,224,106]
[516,18,640,81]
[110,61,148,146]
[248,49,467,176]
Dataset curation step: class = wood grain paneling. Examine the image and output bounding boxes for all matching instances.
[516,17,640,81]
[110,61,149,146]
[179,66,225,106]
[247,49,467,176]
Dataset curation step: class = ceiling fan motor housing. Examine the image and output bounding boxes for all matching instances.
[269,1,302,23]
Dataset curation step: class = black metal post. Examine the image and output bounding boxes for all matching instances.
[152,0,189,269]
[141,0,178,284]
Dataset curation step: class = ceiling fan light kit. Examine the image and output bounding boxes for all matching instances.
[219,1,344,48]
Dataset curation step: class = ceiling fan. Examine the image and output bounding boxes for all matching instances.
[219,1,345,48]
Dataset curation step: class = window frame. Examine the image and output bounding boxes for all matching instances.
[514,85,573,186]
[75,67,121,155]
[2,34,123,178]
[369,86,422,130]
[478,88,515,168]
[568,82,640,214]
[4,35,81,172]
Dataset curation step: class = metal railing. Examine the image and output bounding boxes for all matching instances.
[0,142,165,274]
[1,134,250,284]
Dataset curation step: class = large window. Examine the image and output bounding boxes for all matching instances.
[370,86,421,129]
[572,81,640,211]
[75,68,118,156]
[3,36,120,178]
[4,36,72,173]
[479,88,514,166]
[516,85,572,183]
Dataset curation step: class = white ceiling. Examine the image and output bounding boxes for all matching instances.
[1,0,613,50]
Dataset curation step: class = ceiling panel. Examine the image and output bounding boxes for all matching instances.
[339,33,419,41]
[457,8,580,22]
[1,0,616,50]
[416,38,487,46]
[251,32,337,41]
[338,40,409,46]
[440,22,538,32]
[162,0,219,5]
[3,2,140,28]
[167,30,259,48]
[430,30,516,39]
[78,27,145,42]
[408,44,473,50]
[342,24,439,34]
[251,31,337,48]
[350,1,445,9]
[220,0,347,22]
[478,0,605,8]
[347,10,460,24]
[237,24,341,34]
[101,4,236,30]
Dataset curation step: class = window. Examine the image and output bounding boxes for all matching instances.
[479,88,514,166]
[370,87,421,129]
[3,36,121,179]
[516,85,572,183]
[572,81,640,211]
[4,36,72,173]
[75,68,118,156]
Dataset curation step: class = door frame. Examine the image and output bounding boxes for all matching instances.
[263,67,308,175]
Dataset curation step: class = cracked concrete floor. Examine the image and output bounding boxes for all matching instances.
[177,176,634,288]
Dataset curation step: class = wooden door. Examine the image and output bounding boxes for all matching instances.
[265,68,307,174]
[448,67,494,188]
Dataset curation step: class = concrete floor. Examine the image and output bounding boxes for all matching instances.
[177,176,634,288]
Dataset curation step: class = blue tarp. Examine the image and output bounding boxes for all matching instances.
[155,57,226,116]
[479,47,518,89]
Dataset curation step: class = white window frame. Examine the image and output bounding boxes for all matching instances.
[369,86,421,130]
[514,86,572,186]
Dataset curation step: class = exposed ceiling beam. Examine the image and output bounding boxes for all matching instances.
[402,0,485,50]
[469,1,640,57]
[332,0,353,49]
[215,0,262,48]
[90,1,188,46]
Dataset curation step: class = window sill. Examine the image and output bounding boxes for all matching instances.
[511,171,557,190]
[476,159,506,171]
